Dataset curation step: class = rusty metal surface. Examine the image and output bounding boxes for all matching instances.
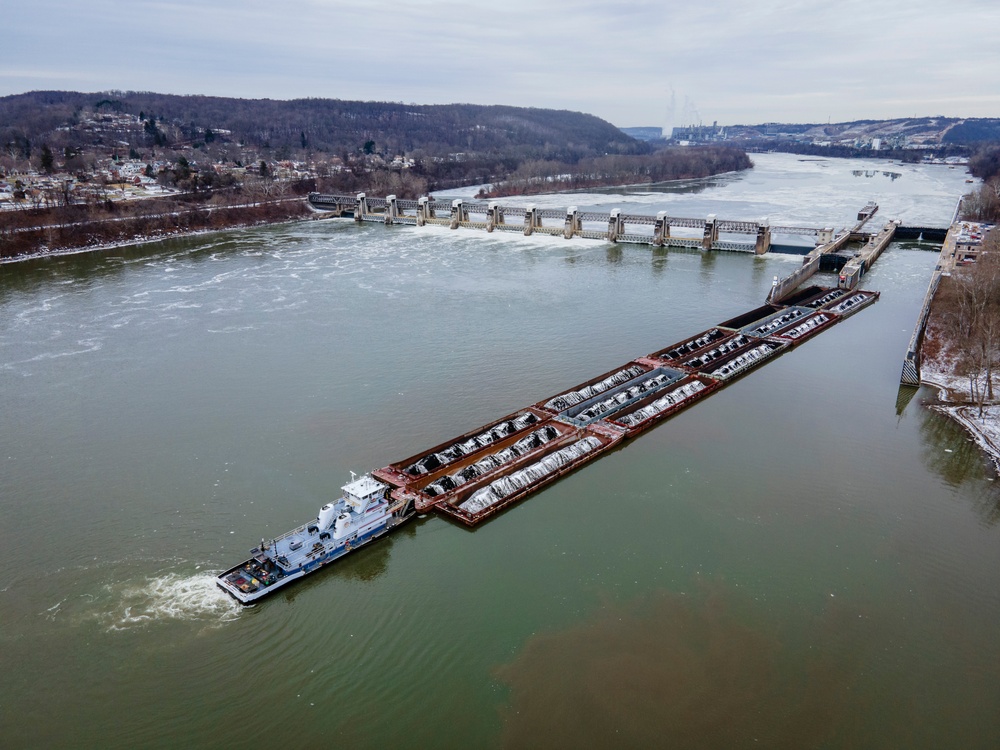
[371,465,413,490]
[771,311,840,344]
[432,428,624,526]
[775,285,831,307]
[607,375,722,436]
[716,303,783,330]
[376,407,552,487]
[375,285,875,527]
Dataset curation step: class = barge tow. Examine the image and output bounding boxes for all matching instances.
[218,285,878,604]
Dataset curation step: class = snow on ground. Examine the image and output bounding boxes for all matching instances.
[921,339,1000,472]
[921,359,971,404]
[930,404,1000,473]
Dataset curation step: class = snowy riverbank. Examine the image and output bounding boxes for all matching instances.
[921,363,1000,473]
[1,211,318,265]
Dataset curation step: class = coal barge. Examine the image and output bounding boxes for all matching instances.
[217,285,878,603]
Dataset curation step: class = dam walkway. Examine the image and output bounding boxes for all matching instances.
[309,192,846,254]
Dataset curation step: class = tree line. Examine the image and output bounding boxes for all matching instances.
[929,232,1000,415]
[961,146,1000,223]
[0,91,647,162]
[1,91,761,256]
[478,146,753,198]
[0,180,315,260]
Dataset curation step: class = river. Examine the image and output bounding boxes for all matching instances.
[2,153,998,748]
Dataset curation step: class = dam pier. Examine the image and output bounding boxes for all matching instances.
[309,192,837,254]
[309,194,923,279]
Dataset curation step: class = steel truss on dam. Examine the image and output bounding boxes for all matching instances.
[309,192,840,254]
[308,193,925,302]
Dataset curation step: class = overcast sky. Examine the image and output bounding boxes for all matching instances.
[4,0,998,129]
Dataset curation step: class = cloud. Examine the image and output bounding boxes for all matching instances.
[2,0,998,126]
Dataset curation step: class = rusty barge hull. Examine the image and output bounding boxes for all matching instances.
[433,427,624,526]
[369,287,879,527]
[371,406,553,494]
[606,374,722,437]
[388,419,580,512]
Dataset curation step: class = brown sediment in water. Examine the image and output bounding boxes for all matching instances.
[494,583,873,750]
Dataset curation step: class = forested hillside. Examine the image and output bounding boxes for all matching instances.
[481,146,753,198]
[0,91,645,161]
[0,91,758,259]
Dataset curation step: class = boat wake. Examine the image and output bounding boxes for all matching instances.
[100,572,242,631]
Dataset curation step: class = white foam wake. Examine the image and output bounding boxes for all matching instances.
[103,572,241,631]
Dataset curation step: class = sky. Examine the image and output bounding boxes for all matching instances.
[3,0,999,129]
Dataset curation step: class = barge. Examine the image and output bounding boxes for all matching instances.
[218,285,878,604]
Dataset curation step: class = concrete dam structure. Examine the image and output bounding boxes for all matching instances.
[309,192,840,254]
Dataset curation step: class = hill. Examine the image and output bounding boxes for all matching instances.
[713,116,1000,151]
[0,90,646,162]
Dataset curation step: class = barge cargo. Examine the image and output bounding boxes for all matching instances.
[773,311,837,343]
[218,285,878,604]
[433,426,624,526]
[371,407,551,492]
[549,366,686,426]
[607,375,721,436]
[399,420,578,508]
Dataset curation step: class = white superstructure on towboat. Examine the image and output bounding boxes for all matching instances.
[217,474,414,604]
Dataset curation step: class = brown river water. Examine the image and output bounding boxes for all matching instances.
[2,154,997,748]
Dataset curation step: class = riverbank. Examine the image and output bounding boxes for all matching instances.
[0,212,328,265]
[921,308,1000,473]
[933,403,1000,473]
[1,196,313,262]
[920,366,1000,473]
[477,146,753,199]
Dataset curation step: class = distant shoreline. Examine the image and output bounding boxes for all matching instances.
[1,196,313,263]
[477,147,753,200]
[1,210,320,265]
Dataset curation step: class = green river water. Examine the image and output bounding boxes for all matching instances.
[2,154,998,748]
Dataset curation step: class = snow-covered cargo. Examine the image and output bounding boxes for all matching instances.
[606,375,721,435]
[535,362,651,414]
[434,428,622,526]
[372,407,552,488]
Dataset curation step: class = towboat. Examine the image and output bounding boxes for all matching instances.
[217,474,414,604]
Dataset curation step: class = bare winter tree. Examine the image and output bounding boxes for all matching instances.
[962,182,1000,223]
[945,232,1000,416]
